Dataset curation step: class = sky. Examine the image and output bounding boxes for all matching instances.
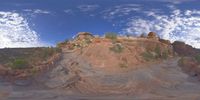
[0,0,200,48]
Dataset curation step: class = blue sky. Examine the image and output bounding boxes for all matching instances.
[0,0,200,48]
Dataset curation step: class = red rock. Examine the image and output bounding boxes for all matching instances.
[172,41,199,56]
[147,32,159,40]
[0,65,8,75]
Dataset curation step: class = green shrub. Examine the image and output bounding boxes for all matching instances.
[105,32,117,40]
[178,57,184,66]
[119,63,128,68]
[110,44,124,53]
[162,50,168,59]
[30,67,38,75]
[56,39,69,48]
[40,47,60,60]
[85,38,92,44]
[142,52,155,61]
[55,47,62,53]
[140,33,146,38]
[155,45,161,58]
[10,58,28,69]
[195,54,200,63]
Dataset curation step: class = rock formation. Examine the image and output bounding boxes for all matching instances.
[147,32,159,40]
[74,32,94,40]
[172,41,200,56]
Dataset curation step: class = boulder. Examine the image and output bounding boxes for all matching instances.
[147,32,159,40]
[75,32,94,40]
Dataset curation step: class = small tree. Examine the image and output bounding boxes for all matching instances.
[155,45,161,58]
[195,54,200,63]
[10,58,28,69]
[140,33,146,38]
[105,32,117,40]
[110,44,124,53]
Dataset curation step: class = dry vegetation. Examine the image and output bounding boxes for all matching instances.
[56,32,174,73]
[2,32,200,99]
[0,47,61,78]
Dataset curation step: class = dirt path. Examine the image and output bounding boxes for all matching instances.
[1,51,200,100]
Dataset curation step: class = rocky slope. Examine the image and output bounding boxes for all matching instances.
[1,32,200,100]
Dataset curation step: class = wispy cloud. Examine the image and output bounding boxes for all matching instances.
[23,9,51,14]
[64,9,74,14]
[122,8,200,48]
[146,0,197,4]
[102,4,141,20]
[77,5,99,12]
[0,11,46,48]
[33,9,50,14]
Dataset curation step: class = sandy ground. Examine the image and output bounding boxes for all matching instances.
[1,51,200,100]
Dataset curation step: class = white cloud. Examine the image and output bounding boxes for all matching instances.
[33,9,50,14]
[122,9,200,48]
[64,9,73,14]
[0,11,46,48]
[103,4,141,20]
[23,9,32,12]
[23,9,51,14]
[166,4,177,10]
[147,0,197,4]
[78,5,99,12]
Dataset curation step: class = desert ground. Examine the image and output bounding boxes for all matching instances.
[1,32,200,100]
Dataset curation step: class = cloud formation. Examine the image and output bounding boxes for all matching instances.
[0,11,45,48]
[103,4,141,20]
[23,9,51,14]
[77,5,99,12]
[64,9,73,14]
[145,0,197,4]
[122,8,200,48]
[33,9,50,14]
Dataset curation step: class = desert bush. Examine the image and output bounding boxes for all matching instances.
[195,54,200,63]
[57,39,69,48]
[178,57,184,66]
[10,58,28,69]
[30,67,38,75]
[155,45,161,58]
[40,47,61,60]
[85,37,92,44]
[57,42,64,48]
[55,47,62,53]
[162,50,168,59]
[142,52,155,61]
[119,63,128,68]
[110,44,124,53]
[105,32,117,40]
[140,33,146,38]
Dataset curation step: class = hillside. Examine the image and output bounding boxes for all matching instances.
[1,32,200,100]
[60,32,174,72]
[0,47,61,79]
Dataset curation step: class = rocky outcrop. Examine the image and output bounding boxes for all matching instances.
[75,32,94,40]
[178,57,200,78]
[172,41,200,56]
[159,39,171,45]
[147,32,159,40]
